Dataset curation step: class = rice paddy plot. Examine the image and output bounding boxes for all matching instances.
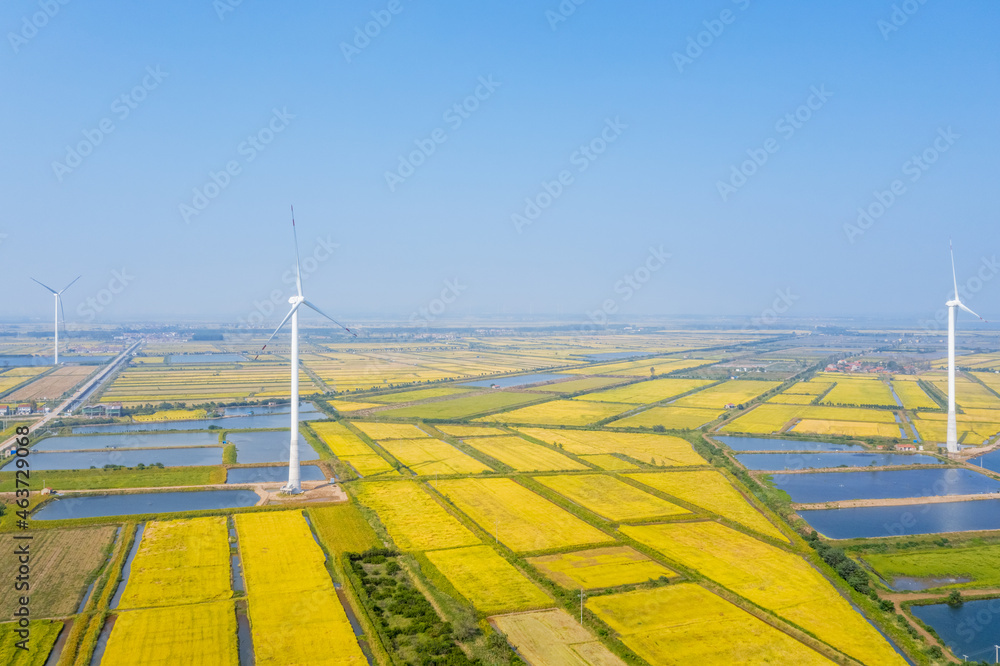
[576,378,714,405]
[235,511,366,665]
[311,421,397,477]
[766,393,818,405]
[891,380,939,409]
[577,454,639,470]
[721,404,897,435]
[430,478,612,552]
[378,391,543,420]
[671,380,781,409]
[352,422,429,440]
[626,471,784,540]
[793,419,902,438]
[118,517,232,609]
[927,375,1000,409]
[101,601,239,666]
[0,527,116,618]
[587,584,836,666]
[516,428,707,467]
[528,546,675,590]
[354,481,479,551]
[819,378,897,407]
[329,400,384,412]
[491,609,626,666]
[0,620,62,666]
[562,357,712,376]
[6,365,96,402]
[534,474,690,522]
[423,545,552,615]
[611,406,721,430]
[782,381,834,396]
[531,376,625,393]
[365,386,473,403]
[380,437,492,475]
[307,504,382,556]
[461,435,588,472]
[620,522,906,666]
[912,415,1000,445]
[434,424,510,437]
[477,400,629,426]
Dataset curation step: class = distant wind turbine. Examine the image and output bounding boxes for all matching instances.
[945,243,987,454]
[256,207,355,494]
[31,276,80,365]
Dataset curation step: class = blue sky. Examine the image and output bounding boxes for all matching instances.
[1,0,998,326]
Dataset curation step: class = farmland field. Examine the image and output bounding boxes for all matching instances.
[610,406,722,429]
[0,367,49,396]
[534,474,690,522]
[118,517,232,609]
[527,546,675,590]
[794,419,902,438]
[434,424,509,437]
[517,428,707,467]
[892,379,939,410]
[721,404,897,434]
[352,422,429,440]
[587,584,835,665]
[531,376,624,393]
[626,471,783,540]
[912,414,1000,444]
[766,392,818,405]
[0,527,116,617]
[6,365,96,402]
[561,357,712,376]
[329,400,384,412]
[132,408,210,422]
[0,620,62,666]
[461,435,588,471]
[430,478,612,552]
[99,363,317,404]
[621,522,906,666]
[312,421,397,477]
[307,504,381,556]
[926,375,1000,409]
[423,545,552,614]
[576,377,714,405]
[491,609,626,666]
[862,543,1000,590]
[102,601,238,666]
[0,466,226,492]
[782,381,834,396]
[235,511,366,665]
[477,400,629,426]
[380,437,492,475]
[354,481,479,551]
[365,386,474,403]
[670,380,780,408]
[577,454,639,470]
[377,391,543,419]
[819,377,896,407]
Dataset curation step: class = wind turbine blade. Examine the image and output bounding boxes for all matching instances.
[301,300,357,337]
[58,296,68,336]
[253,303,301,360]
[31,278,58,294]
[58,275,81,294]
[291,205,303,298]
[957,301,987,322]
[950,241,960,300]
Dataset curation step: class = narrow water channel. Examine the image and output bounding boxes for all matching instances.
[109,524,145,609]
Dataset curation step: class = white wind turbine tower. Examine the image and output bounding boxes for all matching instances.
[31,276,80,365]
[256,207,355,494]
[945,243,987,454]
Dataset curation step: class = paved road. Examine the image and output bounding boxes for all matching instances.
[0,340,141,456]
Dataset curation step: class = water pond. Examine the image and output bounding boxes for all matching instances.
[772,468,1000,504]
[459,373,570,388]
[799,499,1000,539]
[736,452,943,471]
[714,436,863,452]
[22,447,221,471]
[226,465,325,484]
[225,431,313,464]
[33,489,260,520]
[910,598,1000,661]
[34,432,220,451]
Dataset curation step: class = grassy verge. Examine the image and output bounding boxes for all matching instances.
[0,466,226,492]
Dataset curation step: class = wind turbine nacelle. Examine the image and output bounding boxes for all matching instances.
[289,295,304,305]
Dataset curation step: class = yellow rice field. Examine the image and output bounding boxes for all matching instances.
[534,474,690,522]
[794,419,902,438]
[577,378,714,405]
[354,481,479,551]
[671,380,781,409]
[102,601,239,666]
[527,546,675,590]
[0,367,49,395]
[721,404,897,434]
[517,428,707,467]
[611,406,722,430]
[379,437,492,475]
[434,424,510,437]
[626,471,784,540]
[477,400,629,426]
[461,435,588,472]
[118,517,232,609]
[491,609,626,666]
[577,454,639,470]
[767,392,818,405]
[912,416,1000,445]
[562,357,711,376]
[891,380,939,410]
[329,400,384,412]
[352,422,429,439]
[99,364,317,404]
[819,378,897,407]
[430,478,612,552]
[782,381,834,396]
[926,375,1000,409]
[132,409,210,422]
[235,512,366,665]
[532,377,624,393]
[587,584,835,665]
[621,522,906,666]
[424,545,552,615]
[311,421,398,477]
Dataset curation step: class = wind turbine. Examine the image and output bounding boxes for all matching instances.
[31,276,80,365]
[256,207,355,494]
[945,243,987,454]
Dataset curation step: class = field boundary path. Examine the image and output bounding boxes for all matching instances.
[793,492,1000,511]
[0,340,141,456]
